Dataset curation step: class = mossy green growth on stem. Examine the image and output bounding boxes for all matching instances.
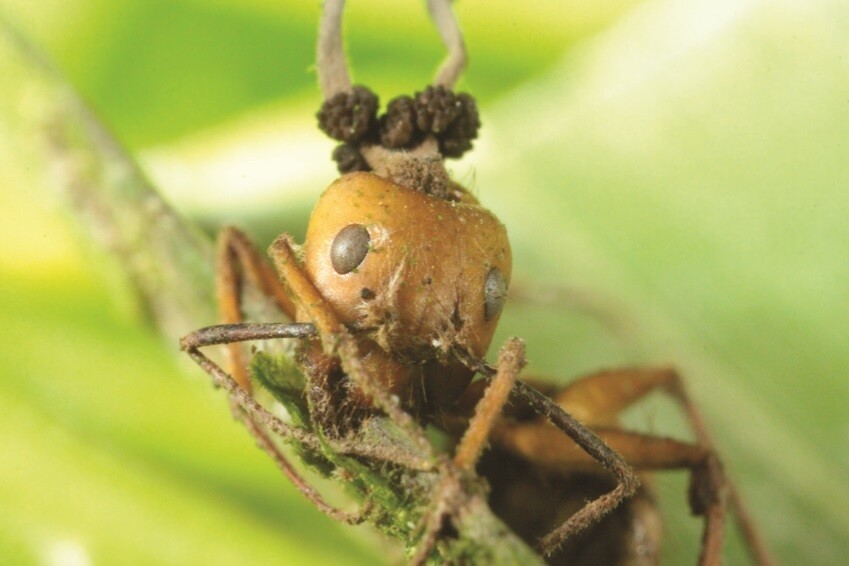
[248,351,543,565]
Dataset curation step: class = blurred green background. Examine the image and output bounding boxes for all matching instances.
[1,0,848,564]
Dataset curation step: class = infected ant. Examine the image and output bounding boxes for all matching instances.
[180,1,773,564]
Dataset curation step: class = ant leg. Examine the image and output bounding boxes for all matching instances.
[454,348,641,560]
[181,322,361,524]
[193,229,362,523]
[551,367,774,565]
[216,226,296,391]
[214,228,341,510]
[408,339,527,566]
[494,367,772,565]
[454,338,526,471]
[510,380,642,557]
[494,423,726,564]
[268,235,434,458]
[183,322,431,471]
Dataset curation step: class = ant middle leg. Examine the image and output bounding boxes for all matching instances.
[213,227,340,510]
[493,421,726,564]
[496,366,773,565]
[452,347,642,561]
[216,226,296,390]
[552,366,774,565]
[408,338,528,566]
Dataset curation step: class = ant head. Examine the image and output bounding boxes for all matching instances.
[302,172,511,360]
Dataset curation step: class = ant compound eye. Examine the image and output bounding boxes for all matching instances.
[330,224,371,274]
[484,267,508,321]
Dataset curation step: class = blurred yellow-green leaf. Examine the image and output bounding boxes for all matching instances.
[2,0,848,564]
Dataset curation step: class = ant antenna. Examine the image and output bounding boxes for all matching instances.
[317,0,468,100]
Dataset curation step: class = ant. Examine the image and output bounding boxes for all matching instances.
[181,1,773,564]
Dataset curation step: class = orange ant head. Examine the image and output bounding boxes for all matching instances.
[301,172,511,406]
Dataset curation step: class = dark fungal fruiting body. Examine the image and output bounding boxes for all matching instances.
[331,144,370,173]
[414,85,464,133]
[318,84,481,175]
[317,85,379,143]
[380,95,421,149]
[437,92,481,158]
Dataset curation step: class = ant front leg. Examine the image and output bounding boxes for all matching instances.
[453,338,526,472]
[409,338,527,566]
[213,228,311,496]
[498,367,774,566]
[181,322,361,524]
[216,226,297,390]
[182,227,360,523]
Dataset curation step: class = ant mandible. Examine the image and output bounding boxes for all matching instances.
[180,1,773,564]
